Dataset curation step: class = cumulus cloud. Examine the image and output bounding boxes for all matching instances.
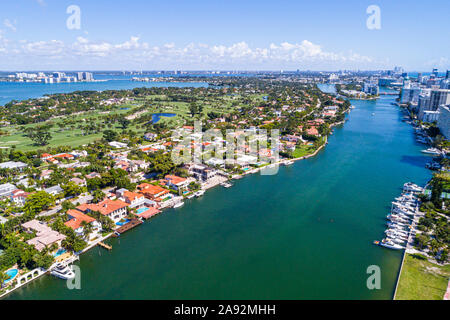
[0,35,384,70]
[3,19,17,32]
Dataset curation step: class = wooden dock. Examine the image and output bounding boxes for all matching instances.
[98,242,112,250]
[113,218,143,236]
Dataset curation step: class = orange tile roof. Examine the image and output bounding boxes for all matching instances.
[54,153,74,159]
[65,209,96,230]
[122,190,144,202]
[138,184,169,197]
[164,175,187,185]
[307,127,319,136]
[76,199,128,216]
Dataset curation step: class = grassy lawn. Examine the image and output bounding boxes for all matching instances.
[0,92,248,152]
[292,144,316,158]
[395,253,450,300]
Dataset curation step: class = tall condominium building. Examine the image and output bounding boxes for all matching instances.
[77,72,94,81]
[363,81,379,95]
[400,83,421,105]
[437,105,450,139]
[429,89,450,111]
[431,68,439,78]
[418,89,431,120]
[53,72,65,78]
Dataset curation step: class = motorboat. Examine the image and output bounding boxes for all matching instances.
[403,183,423,193]
[379,240,405,250]
[387,221,410,228]
[220,182,233,188]
[194,190,205,197]
[282,160,295,166]
[386,236,407,245]
[50,263,76,280]
[421,148,441,155]
[387,215,411,223]
[173,202,184,208]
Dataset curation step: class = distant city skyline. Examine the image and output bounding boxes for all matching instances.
[0,0,449,71]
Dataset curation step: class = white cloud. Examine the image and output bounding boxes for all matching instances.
[0,35,387,70]
[425,57,450,69]
[3,19,17,32]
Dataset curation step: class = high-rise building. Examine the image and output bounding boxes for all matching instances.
[429,89,450,111]
[400,83,421,105]
[437,105,450,139]
[418,89,431,120]
[363,81,379,95]
[432,68,439,78]
[446,70,450,80]
[76,72,94,81]
[53,72,65,79]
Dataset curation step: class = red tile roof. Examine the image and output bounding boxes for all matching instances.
[76,199,128,216]
[65,209,96,230]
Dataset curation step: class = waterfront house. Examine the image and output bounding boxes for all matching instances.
[162,175,189,191]
[116,189,146,208]
[76,199,129,223]
[64,209,102,241]
[306,127,319,136]
[137,183,171,201]
[22,220,66,252]
[188,164,217,181]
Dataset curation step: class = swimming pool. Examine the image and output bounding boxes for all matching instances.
[3,269,18,284]
[136,207,149,215]
[116,219,130,226]
[53,248,67,257]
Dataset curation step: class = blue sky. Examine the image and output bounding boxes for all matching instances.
[0,0,449,71]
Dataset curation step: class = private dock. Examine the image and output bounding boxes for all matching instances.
[113,218,143,236]
[98,242,112,250]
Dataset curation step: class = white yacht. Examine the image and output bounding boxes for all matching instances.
[421,147,441,155]
[173,201,184,208]
[194,190,205,197]
[220,182,233,188]
[379,240,405,250]
[50,263,76,280]
[403,183,423,193]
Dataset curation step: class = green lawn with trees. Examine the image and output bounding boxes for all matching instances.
[395,253,450,300]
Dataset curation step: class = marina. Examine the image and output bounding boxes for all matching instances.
[374,182,423,251]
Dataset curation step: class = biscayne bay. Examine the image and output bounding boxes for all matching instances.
[5,84,431,299]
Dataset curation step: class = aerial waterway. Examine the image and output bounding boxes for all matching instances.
[6,84,430,299]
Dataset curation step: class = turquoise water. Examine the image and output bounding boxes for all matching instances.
[136,207,149,215]
[115,219,130,226]
[53,249,67,258]
[0,76,207,106]
[5,84,431,300]
[4,269,18,284]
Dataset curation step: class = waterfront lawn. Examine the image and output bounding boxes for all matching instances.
[292,144,316,158]
[395,253,450,300]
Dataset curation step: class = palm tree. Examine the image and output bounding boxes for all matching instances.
[0,272,10,289]
[81,221,93,240]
